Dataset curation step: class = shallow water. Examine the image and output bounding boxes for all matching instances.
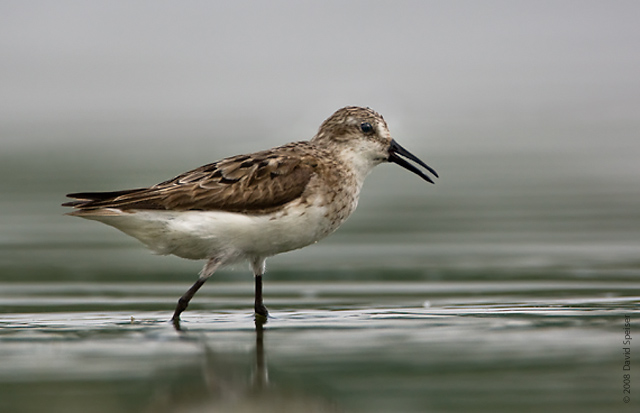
[1,277,638,412]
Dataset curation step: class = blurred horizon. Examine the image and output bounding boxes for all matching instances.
[2,2,639,142]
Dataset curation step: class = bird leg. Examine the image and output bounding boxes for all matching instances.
[172,256,222,330]
[254,274,269,320]
[172,278,206,329]
[251,257,269,322]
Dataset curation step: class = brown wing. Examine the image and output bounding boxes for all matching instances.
[63,143,319,214]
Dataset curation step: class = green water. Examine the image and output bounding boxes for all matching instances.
[1,123,639,412]
[0,282,637,413]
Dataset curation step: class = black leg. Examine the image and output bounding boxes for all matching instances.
[172,278,206,329]
[254,274,269,322]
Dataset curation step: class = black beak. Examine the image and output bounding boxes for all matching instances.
[388,139,439,184]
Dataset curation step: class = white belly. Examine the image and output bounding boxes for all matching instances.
[81,202,336,262]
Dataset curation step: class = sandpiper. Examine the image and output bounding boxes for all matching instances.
[63,106,438,327]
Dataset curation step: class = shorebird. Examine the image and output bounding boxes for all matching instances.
[63,106,438,327]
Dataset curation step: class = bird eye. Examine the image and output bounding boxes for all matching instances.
[360,122,374,134]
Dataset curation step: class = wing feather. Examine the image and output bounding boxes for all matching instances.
[63,143,319,214]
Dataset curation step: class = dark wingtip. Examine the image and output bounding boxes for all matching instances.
[62,188,148,209]
[61,200,83,207]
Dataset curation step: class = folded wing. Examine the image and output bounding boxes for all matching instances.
[63,144,318,214]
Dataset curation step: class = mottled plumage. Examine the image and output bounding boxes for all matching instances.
[64,143,318,214]
[63,106,438,328]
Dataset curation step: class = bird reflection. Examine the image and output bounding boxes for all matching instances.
[252,317,268,390]
[148,316,337,412]
[197,316,271,404]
